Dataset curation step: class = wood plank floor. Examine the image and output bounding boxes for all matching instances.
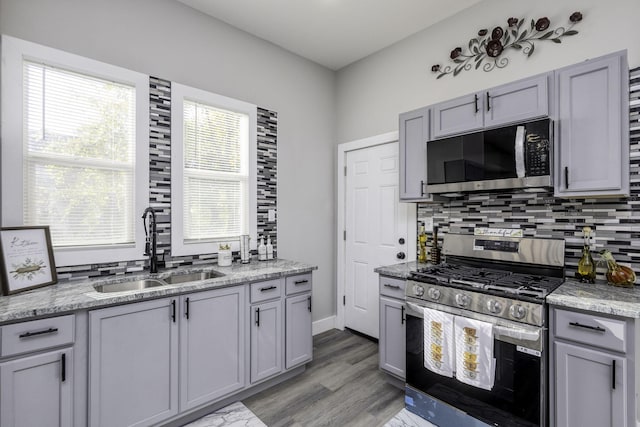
[243,329,405,427]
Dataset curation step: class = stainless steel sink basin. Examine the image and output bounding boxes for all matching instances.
[163,270,225,285]
[93,278,168,293]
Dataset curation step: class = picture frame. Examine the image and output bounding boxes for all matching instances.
[0,226,58,295]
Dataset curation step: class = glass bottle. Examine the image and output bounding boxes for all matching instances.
[577,227,596,283]
[418,225,428,263]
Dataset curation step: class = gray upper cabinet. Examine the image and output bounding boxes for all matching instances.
[89,297,179,427]
[399,107,432,201]
[431,73,551,139]
[179,286,246,411]
[554,51,629,197]
[0,348,73,427]
[285,293,312,369]
[250,298,283,384]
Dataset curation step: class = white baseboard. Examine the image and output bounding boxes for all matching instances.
[312,315,336,336]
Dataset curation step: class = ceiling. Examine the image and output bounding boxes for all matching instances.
[177,0,484,70]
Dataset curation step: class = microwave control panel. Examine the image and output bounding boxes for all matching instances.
[525,134,550,176]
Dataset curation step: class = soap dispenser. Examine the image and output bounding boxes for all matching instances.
[258,236,267,261]
[266,235,274,260]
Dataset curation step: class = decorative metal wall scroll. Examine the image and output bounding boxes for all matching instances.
[432,12,583,78]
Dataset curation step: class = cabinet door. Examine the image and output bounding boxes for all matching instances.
[285,293,312,369]
[399,107,429,200]
[89,298,179,427]
[179,286,246,411]
[484,73,550,128]
[379,296,406,379]
[251,299,283,383]
[0,348,73,427]
[555,341,626,427]
[431,93,483,139]
[555,52,629,197]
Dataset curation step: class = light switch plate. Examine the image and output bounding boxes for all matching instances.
[268,209,276,222]
[423,217,434,232]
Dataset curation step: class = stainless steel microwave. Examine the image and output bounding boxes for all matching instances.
[426,119,552,193]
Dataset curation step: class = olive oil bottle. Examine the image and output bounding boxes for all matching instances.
[577,226,596,283]
[418,224,428,263]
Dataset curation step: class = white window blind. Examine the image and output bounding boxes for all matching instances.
[183,100,249,241]
[23,61,136,247]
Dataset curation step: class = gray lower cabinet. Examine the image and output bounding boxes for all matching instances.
[378,275,406,379]
[554,50,629,197]
[399,107,431,201]
[0,314,76,427]
[0,348,73,427]
[555,341,626,427]
[179,286,245,411]
[250,298,283,383]
[89,297,179,427]
[285,293,312,368]
[551,306,634,427]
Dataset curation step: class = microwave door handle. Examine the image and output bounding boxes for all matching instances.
[514,125,526,178]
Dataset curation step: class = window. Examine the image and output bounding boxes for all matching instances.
[172,83,256,256]
[1,36,149,266]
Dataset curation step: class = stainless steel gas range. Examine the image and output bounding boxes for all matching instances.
[405,233,565,427]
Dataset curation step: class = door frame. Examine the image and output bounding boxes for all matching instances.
[336,131,416,331]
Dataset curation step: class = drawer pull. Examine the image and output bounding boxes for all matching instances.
[19,327,59,339]
[384,284,401,289]
[61,353,66,383]
[260,285,277,292]
[294,280,309,285]
[569,321,605,333]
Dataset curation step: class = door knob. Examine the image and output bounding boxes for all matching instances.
[396,252,406,260]
[398,238,405,244]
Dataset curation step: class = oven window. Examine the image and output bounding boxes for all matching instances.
[406,314,542,427]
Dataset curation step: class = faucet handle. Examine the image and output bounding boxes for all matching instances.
[144,238,151,256]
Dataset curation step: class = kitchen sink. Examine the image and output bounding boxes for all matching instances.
[162,270,225,285]
[93,278,168,293]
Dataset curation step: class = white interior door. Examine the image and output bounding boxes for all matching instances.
[344,141,409,338]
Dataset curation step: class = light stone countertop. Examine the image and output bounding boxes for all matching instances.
[374,261,424,280]
[547,279,640,319]
[0,258,317,324]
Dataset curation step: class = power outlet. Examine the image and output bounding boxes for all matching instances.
[589,230,596,251]
[423,217,434,232]
[268,209,276,222]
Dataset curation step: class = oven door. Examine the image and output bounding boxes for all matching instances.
[405,300,547,427]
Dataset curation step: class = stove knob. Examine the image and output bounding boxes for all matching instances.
[413,284,425,297]
[487,299,503,314]
[427,288,441,301]
[510,304,527,320]
[455,293,470,308]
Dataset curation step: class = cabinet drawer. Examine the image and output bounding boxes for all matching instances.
[1,315,75,358]
[250,279,283,303]
[379,276,406,299]
[554,308,627,353]
[285,273,312,295]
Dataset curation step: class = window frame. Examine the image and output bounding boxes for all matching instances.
[1,35,150,267]
[171,83,257,256]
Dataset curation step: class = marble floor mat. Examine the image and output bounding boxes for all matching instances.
[183,401,266,427]
[384,408,437,427]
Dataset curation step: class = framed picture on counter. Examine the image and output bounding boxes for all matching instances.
[0,226,57,295]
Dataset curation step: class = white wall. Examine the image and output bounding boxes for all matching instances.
[336,0,640,143]
[0,0,336,322]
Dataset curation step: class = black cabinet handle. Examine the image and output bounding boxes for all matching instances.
[474,94,479,113]
[612,359,616,390]
[61,353,66,382]
[420,180,425,197]
[185,297,190,320]
[255,307,260,326]
[260,285,277,292]
[308,296,312,312]
[565,166,569,190]
[384,284,401,289]
[569,321,605,333]
[19,327,59,339]
[486,92,491,111]
[401,306,405,325]
[294,280,309,285]
[171,300,176,323]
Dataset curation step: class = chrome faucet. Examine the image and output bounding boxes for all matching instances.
[142,207,158,273]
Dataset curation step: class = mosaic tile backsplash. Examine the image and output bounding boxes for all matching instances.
[57,77,278,281]
[418,67,640,281]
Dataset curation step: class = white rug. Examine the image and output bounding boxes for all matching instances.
[384,408,437,427]
[183,402,266,427]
